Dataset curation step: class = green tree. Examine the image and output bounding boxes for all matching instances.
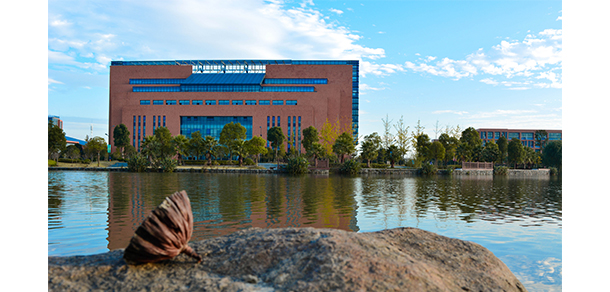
[332,132,356,163]
[497,136,508,164]
[438,133,458,165]
[188,131,206,160]
[302,126,319,154]
[535,130,549,153]
[153,127,175,159]
[112,123,130,158]
[219,122,247,162]
[393,115,411,164]
[244,136,268,165]
[267,126,285,168]
[414,133,431,162]
[459,127,483,161]
[507,138,525,168]
[202,136,220,165]
[456,143,471,163]
[482,140,501,163]
[542,140,561,169]
[172,134,189,165]
[381,114,394,150]
[387,144,403,168]
[85,136,107,167]
[140,136,161,166]
[65,144,81,160]
[360,132,382,168]
[48,121,66,161]
[307,142,325,167]
[428,141,445,167]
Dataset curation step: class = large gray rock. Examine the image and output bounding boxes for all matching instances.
[48,227,527,291]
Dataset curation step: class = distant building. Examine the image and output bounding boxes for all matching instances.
[48,115,63,129]
[476,128,562,152]
[108,59,359,153]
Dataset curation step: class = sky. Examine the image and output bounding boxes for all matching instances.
[47,0,563,143]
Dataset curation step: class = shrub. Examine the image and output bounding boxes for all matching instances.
[48,159,57,167]
[419,163,437,176]
[549,167,559,176]
[244,158,255,166]
[286,156,309,174]
[159,157,178,173]
[494,166,508,176]
[127,153,149,172]
[340,159,361,175]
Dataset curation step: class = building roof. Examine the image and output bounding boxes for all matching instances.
[66,136,87,146]
[182,73,265,85]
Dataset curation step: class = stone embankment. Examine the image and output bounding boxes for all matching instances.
[49,227,527,292]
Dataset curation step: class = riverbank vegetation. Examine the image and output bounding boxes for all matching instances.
[49,116,561,174]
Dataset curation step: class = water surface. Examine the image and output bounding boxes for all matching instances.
[48,171,561,291]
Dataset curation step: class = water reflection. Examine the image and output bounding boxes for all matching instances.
[49,172,561,291]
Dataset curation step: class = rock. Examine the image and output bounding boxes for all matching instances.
[48,227,527,291]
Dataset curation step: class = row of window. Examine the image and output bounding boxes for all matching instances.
[133,115,166,149]
[263,78,327,84]
[480,131,562,141]
[267,115,302,152]
[133,85,315,92]
[129,79,185,84]
[140,99,298,106]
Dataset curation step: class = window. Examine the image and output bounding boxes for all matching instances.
[232,100,243,105]
[549,133,562,140]
[140,100,151,105]
[218,100,230,105]
[272,100,284,105]
[205,100,216,105]
[286,100,297,105]
[508,132,520,139]
[193,100,203,105]
[263,78,327,84]
[130,78,185,84]
[487,132,493,139]
[153,100,163,105]
[495,132,500,139]
[166,100,177,105]
[259,100,270,105]
[133,86,181,92]
[521,132,534,140]
[261,86,314,92]
[179,100,190,105]
[180,116,253,142]
[245,100,256,105]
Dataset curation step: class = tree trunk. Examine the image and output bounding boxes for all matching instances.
[367,159,371,168]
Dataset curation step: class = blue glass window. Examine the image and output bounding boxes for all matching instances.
[495,132,500,139]
[218,100,230,105]
[166,100,177,105]
[508,132,520,139]
[286,100,297,105]
[133,86,180,92]
[153,100,163,105]
[179,100,190,105]
[549,133,561,140]
[140,100,151,105]
[245,100,256,105]
[263,78,327,84]
[130,78,185,84]
[261,86,314,92]
[521,132,534,140]
[193,100,203,105]
[180,116,253,142]
[232,100,243,105]
[206,100,216,105]
[272,100,284,105]
[259,100,270,105]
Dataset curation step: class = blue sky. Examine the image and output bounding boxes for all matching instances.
[48,0,562,142]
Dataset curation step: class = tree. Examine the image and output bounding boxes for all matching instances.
[244,136,268,165]
[307,142,325,167]
[172,134,189,165]
[319,119,340,157]
[387,144,403,168]
[48,121,66,161]
[153,127,175,159]
[140,136,161,166]
[360,132,382,168]
[267,126,285,168]
[428,141,445,167]
[414,133,431,162]
[332,132,356,163]
[542,140,561,169]
[302,126,319,154]
[497,136,508,164]
[381,114,394,150]
[459,127,483,162]
[393,115,411,163]
[482,140,501,163]
[188,131,206,160]
[85,136,107,167]
[507,138,525,168]
[438,133,458,165]
[219,122,247,162]
[535,130,549,153]
[65,145,81,160]
[202,136,220,165]
[113,124,130,158]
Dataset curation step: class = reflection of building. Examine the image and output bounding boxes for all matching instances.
[108,60,359,153]
[48,115,63,129]
[476,128,562,152]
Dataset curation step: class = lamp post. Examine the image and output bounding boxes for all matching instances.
[105,133,110,161]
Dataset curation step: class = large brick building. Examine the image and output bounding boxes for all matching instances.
[108,60,359,154]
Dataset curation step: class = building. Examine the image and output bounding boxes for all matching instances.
[476,128,562,152]
[108,60,359,154]
[48,115,63,129]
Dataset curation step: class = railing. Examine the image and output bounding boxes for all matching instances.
[308,159,329,170]
[462,162,493,170]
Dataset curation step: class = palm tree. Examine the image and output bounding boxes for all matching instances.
[202,136,219,166]
[172,135,189,165]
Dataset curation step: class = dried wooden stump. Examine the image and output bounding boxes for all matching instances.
[123,190,202,264]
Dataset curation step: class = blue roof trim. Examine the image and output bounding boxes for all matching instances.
[182,73,265,85]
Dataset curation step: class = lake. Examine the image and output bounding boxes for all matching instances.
[48,171,561,291]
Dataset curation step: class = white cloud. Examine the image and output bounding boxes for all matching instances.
[432,110,469,115]
[404,28,562,89]
[329,8,343,15]
[48,78,63,85]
